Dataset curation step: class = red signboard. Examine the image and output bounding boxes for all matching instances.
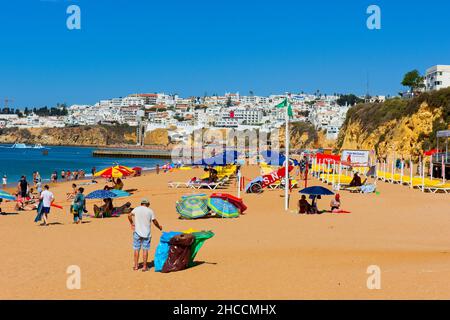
[261,166,294,188]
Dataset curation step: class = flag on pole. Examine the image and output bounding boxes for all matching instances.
[276,98,293,118]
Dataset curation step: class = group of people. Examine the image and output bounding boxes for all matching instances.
[298,193,342,214]
[52,169,87,183]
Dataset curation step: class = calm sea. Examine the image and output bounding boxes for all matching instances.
[0,144,165,185]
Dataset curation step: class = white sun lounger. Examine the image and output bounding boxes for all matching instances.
[168,181,195,188]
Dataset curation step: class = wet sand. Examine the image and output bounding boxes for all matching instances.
[0,165,449,299]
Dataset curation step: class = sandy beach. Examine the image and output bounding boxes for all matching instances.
[0,165,449,300]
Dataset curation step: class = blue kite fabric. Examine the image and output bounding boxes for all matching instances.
[154,230,215,273]
[34,201,44,222]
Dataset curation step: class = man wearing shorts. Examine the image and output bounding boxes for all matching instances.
[128,198,162,272]
[40,185,54,226]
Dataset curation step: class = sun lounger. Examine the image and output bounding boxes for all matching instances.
[421,183,450,193]
[168,181,195,188]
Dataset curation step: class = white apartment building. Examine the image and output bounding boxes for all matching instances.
[233,108,263,125]
[426,65,450,91]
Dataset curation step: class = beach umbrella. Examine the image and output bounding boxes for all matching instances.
[85,190,118,199]
[181,193,207,200]
[260,150,299,166]
[0,190,16,201]
[298,186,334,196]
[94,165,135,178]
[210,193,247,213]
[176,197,209,219]
[193,151,240,166]
[109,189,131,198]
[207,197,240,218]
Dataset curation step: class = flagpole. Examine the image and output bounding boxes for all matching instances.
[284,96,289,211]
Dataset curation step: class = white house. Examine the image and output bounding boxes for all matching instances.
[426,65,450,91]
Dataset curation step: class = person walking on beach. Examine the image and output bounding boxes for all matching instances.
[91,167,96,179]
[40,185,54,226]
[128,198,162,272]
[156,164,160,175]
[72,187,86,224]
[2,175,7,188]
[35,171,41,184]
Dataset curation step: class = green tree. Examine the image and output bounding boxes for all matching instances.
[337,94,364,106]
[402,70,425,93]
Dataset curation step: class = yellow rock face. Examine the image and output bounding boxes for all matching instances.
[144,128,169,146]
[339,102,444,160]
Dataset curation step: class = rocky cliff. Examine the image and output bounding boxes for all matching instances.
[337,88,450,160]
[0,125,136,146]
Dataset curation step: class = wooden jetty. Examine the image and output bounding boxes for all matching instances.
[93,148,172,159]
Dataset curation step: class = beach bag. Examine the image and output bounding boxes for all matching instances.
[154,232,182,272]
[162,234,194,273]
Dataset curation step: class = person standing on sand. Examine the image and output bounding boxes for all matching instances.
[40,185,54,226]
[2,175,7,188]
[156,164,160,174]
[128,198,162,272]
[72,187,86,224]
[17,176,29,198]
[61,170,65,181]
[91,167,96,179]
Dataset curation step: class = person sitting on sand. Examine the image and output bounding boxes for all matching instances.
[66,183,78,200]
[307,195,320,214]
[104,178,124,191]
[330,194,341,212]
[298,195,310,214]
[349,172,362,187]
[15,200,38,211]
[111,202,133,217]
[93,197,114,218]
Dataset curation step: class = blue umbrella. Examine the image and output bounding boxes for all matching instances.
[260,150,299,166]
[85,190,118,199]
[109,189,131,198]
[193,150,240,166]
[207,197,240,218]
[298,186,334,196]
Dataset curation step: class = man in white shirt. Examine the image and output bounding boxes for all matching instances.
[40,185,54,226]
[128,198,162,272]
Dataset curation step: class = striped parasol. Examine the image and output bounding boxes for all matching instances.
[207,197,240,218]
[175,197,209,219]
[94,165,135,178]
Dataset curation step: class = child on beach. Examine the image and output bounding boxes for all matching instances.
[67,183,78,200]
[72,187,86,224]
[330,194,341,212]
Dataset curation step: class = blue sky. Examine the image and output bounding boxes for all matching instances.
[0,0,449,107]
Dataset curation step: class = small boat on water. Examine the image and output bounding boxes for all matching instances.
[0,143,50,150]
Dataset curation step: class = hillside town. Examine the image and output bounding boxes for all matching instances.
[1,64,449,145]
[0,91,379,142]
